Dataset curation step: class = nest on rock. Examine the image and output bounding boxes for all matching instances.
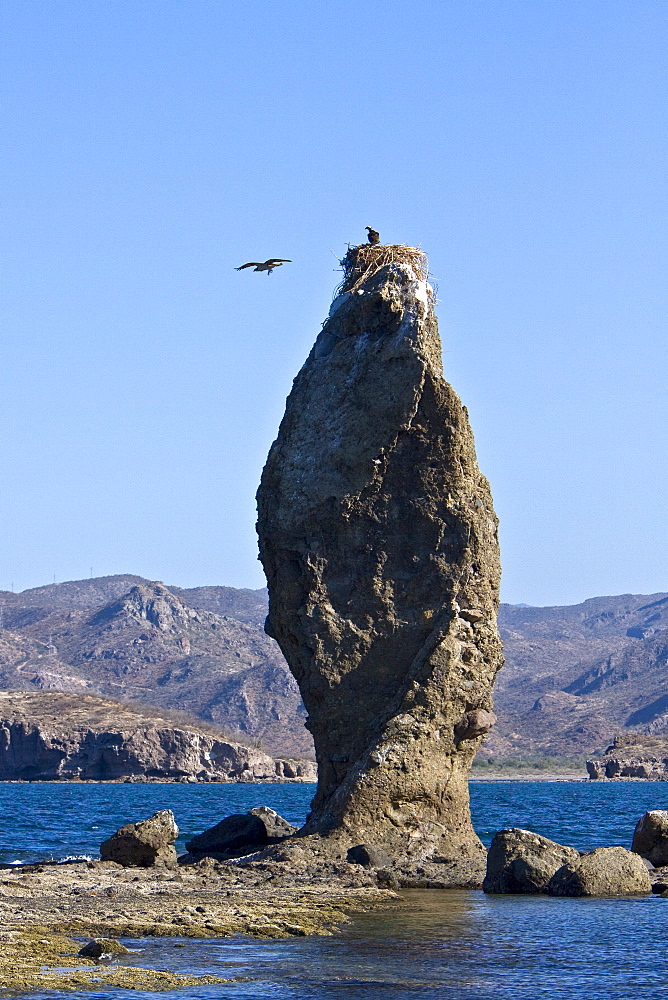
[336,244,433,300]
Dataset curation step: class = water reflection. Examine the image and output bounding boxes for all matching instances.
[89,889,668,1000]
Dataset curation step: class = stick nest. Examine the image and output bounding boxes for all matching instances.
[335,244,434,300]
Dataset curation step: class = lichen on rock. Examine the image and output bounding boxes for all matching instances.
[257,247,503,861]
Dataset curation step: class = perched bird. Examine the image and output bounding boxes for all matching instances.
[235,258,292,275]
[365,226,380,245]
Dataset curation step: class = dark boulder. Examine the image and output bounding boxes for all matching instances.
[483,827,579,894]
[347,843,393,868]
[185,807,297,858]
[78,938,130,959]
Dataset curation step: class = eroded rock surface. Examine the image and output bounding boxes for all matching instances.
[257,250,503,860]
[100,809,179,867]
[547,846,651,896]
[587,734,668,780]
[0,691,315,782]
[483,828,579,894]
[632,810,668,865]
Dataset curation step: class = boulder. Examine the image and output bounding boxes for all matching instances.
[483,828,579,894]
[249,806,298,840]
[651,865,668,893]
[547,846,651,897]
[347,844,393,868]
[256,245,503,860]
[185,807,296,858]
[78,938,130,959]
[99,809,178,867]
[185,814,266,857]
[632,810,668,866]
[376,869,400,890]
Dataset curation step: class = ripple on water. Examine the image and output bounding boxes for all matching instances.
[6,780,668,998]
[17,890,668,1000]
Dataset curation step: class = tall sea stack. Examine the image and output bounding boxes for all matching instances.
[257,245,503,860]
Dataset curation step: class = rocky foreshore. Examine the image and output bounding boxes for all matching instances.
[0,856,389,992]
[8,801,668,992]
[0,803,402,993]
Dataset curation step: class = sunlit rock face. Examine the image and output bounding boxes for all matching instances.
[257,252,503,860]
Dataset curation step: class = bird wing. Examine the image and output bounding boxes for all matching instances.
[236,262,261,270]
[264,259,292,265]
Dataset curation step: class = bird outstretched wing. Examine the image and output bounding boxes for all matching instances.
[236,262,262,270]
[265,259,292,265]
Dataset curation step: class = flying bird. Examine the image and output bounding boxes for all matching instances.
[365,227,380,245]
[235,258,292,275]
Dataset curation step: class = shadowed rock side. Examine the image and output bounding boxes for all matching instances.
[257,254,503,860]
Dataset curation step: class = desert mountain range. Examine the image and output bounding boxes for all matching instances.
[0,576,666,761]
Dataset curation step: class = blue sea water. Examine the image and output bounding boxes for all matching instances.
[4,779,668,999]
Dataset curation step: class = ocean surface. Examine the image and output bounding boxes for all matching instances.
[4,779,668,999]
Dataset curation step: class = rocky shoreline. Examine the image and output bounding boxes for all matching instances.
[0,801,485,992]
[9,799,668,993]
[587,733,668,780]
[0,857,391,992]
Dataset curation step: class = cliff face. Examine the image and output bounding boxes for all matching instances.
[587,733,668,780]
[0,692,315,782]
[257,251,503,859]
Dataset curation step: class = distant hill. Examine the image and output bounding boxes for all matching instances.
[0,577,309,757]
[1,576,666,761]
[490,592,668,759]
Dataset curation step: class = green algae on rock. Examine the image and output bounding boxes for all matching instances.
[0,927,231,993]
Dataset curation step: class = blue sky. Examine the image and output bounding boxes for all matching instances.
[1,0,666,606]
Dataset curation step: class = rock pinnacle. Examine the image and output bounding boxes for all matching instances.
[257,246,503,860]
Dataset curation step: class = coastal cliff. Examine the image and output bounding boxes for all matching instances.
[0,692,315,781]
[587,733,668,780]
[0,581,310,756]
[257,245,503,859]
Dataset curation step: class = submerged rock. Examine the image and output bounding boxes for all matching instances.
[257,247,503,860]
[100,809,178,867]
[547,846,651,897]
[78,938,131,959]
[483,828,579,894]
[632,810,668,865]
